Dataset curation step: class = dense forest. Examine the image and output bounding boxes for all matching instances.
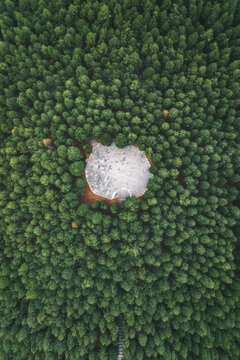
[0,0,240,359]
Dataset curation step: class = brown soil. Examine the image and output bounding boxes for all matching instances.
[77,139,154,206]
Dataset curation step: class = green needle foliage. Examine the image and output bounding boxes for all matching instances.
[0,0,240,359]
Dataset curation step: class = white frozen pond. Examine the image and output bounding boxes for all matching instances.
[85,140,153,201]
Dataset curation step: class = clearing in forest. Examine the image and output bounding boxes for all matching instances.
[82,140,153,204]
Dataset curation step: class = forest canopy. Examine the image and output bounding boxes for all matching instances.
[0,0,240,359]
